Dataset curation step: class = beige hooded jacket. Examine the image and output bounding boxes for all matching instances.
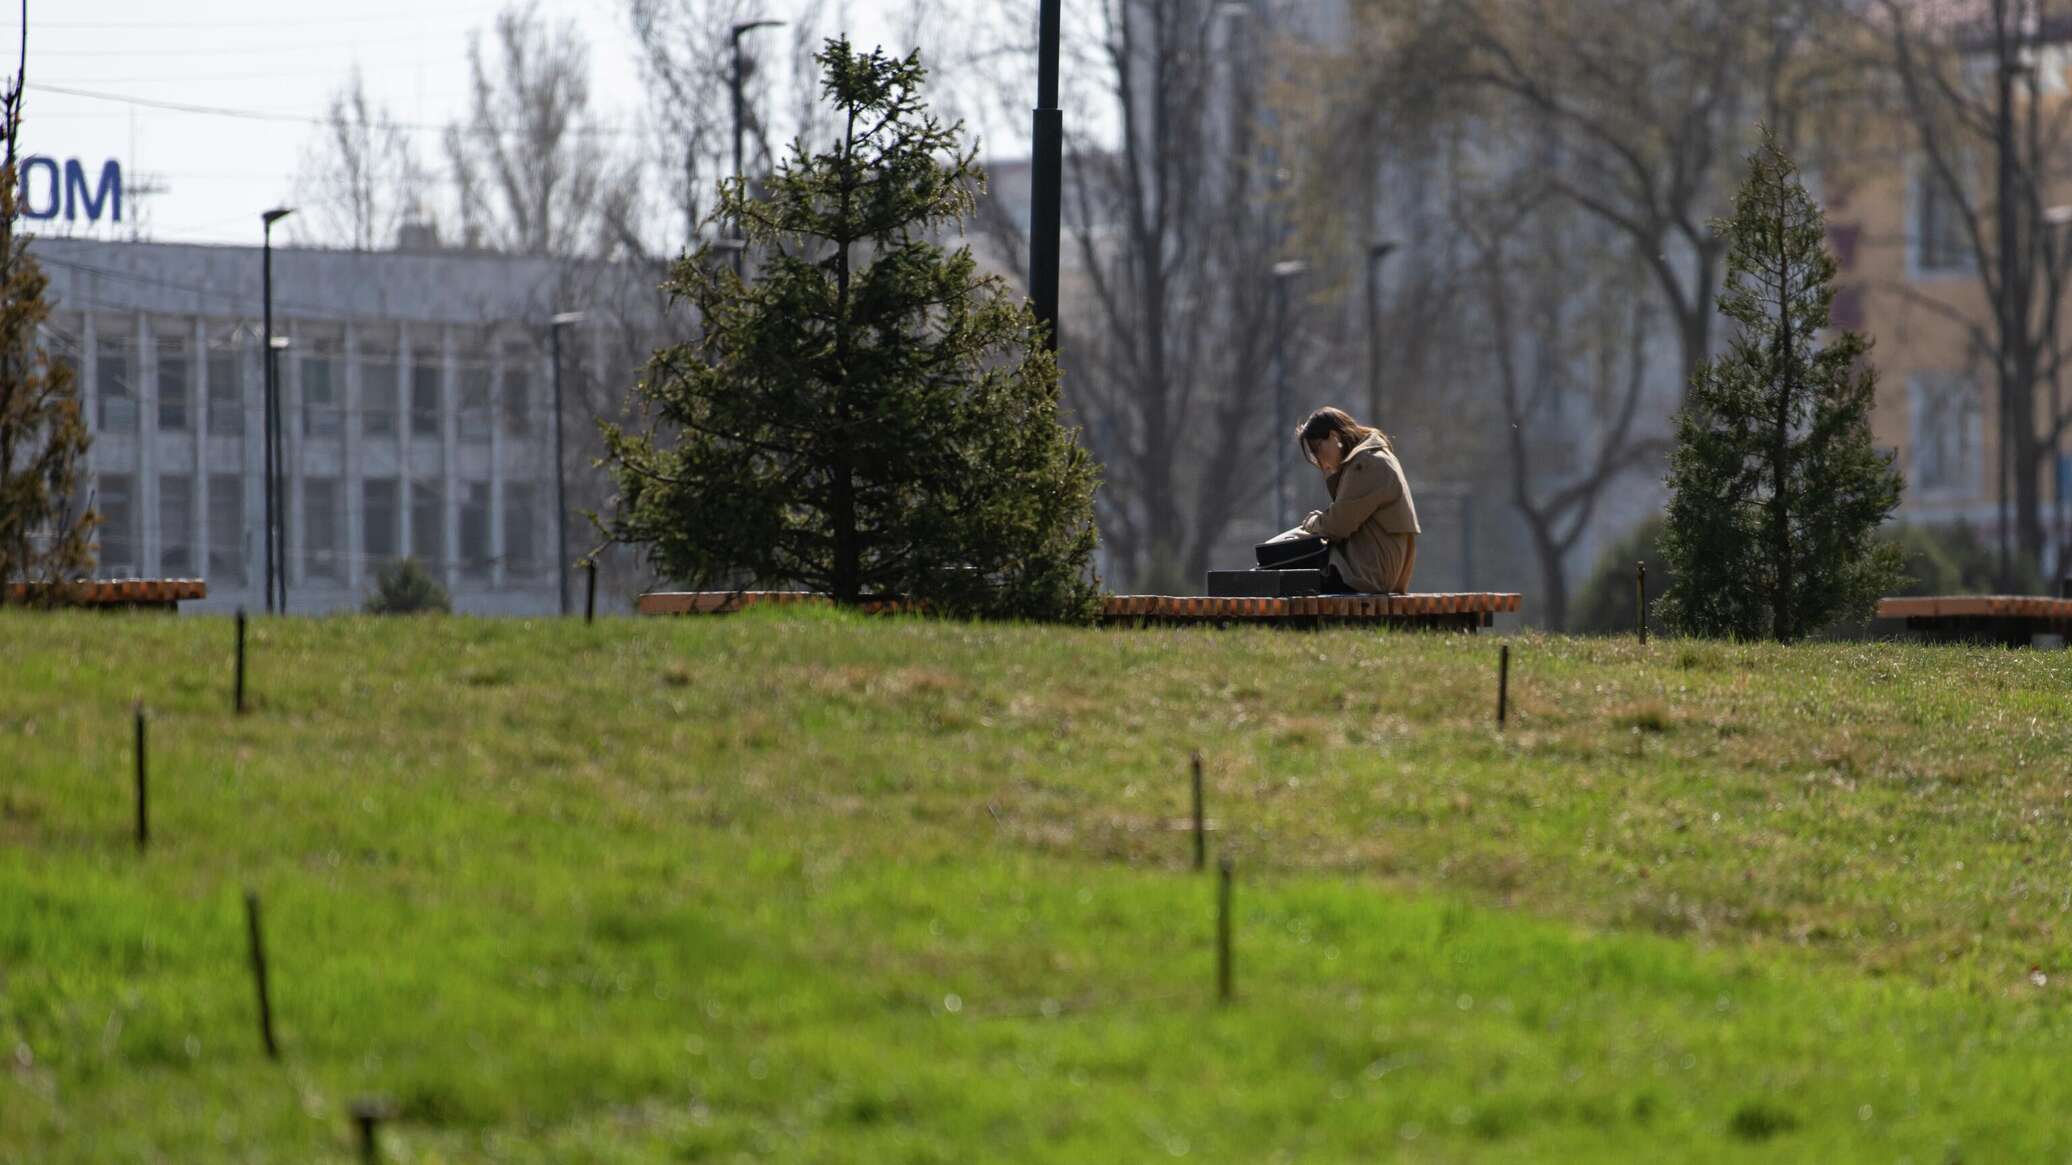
[1297,434,1421,593]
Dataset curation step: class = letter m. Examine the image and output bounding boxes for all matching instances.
[64,160,121,223]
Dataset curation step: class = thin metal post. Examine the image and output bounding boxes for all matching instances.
[245,890,278,1059]
[1636,561,1648,645]
[1272,276,1289,530]
[1190,752,1206,872]
[1216,857,1234,1004]
[134,704,147,849]
[1497,644,1510,729]
[584,558,597,624]
[550,321,569,617]
[235,608,247,714]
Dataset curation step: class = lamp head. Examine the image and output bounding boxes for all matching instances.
[262,207,295,227]
[731,19,784,39]
[550,311,587,327]
[1271,259,1308,280]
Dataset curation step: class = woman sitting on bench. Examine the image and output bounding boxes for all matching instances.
[1259,406,1421,594]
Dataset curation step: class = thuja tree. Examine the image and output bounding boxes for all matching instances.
[0,19,94,600]
[1661,129,1902,643]
[603,38,1100,621]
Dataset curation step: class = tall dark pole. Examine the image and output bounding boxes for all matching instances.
[1030,0,1063,351]
[261,236,275,614]
[260,208,292,613]
[1996,11,2020,593]
[1271,260,1306,532]
[730,20,782,279]
[1365,241,1396,424]
[548,314,580,616]
[269,340,288,613]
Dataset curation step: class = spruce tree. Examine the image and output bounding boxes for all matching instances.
[0,27,95,601]
[603,38,1101,621]
[1661,129,1902,642]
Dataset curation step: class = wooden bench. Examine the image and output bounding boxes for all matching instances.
[4,578,208,612]
[1876,595,2072,648]
[639,590,1521,632]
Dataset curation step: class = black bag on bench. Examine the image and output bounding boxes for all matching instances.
[1254,535,1330,571]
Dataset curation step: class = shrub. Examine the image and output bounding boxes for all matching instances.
[364,558,451,615]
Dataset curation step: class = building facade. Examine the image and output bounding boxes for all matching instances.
[36,238,620,615]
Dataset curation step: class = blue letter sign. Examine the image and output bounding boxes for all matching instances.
[17,157,122,223]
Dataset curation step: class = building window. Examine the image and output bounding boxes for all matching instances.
[363,348,398,438]
[303,339,343,439]
[501,352,532,437]
[97,473,136,575]
[363,478,400,562]
[460,481,492,578]
[98,334,135,434]
[157,335,191,432]
[159,474,194,575]
[208,473,245,585]
[460,362,493,443]
[1913,165,1972,275]
[304,477,341,580]
[411,349,441,437]
[504,482,537,577]
[410,481,443,566]
[1910,372,1980,496]
[207,347,243,436]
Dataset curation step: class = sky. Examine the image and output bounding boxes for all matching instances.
[9,0,942,247]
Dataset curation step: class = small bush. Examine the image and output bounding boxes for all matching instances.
[364,558,451,615]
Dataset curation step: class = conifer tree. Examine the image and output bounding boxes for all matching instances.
[0,10,95,601]
[604,39,1101,621]
[1661,129,1902,642]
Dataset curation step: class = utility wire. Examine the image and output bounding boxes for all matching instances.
[27,82,641,137]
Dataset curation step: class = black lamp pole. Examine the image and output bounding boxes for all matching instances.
[1365,240,1396,424]
[548,311,585,616]
[730,20,783,278]
[1270,259,1306,532]
[1030,0,1062,351]
[260,208,293,613]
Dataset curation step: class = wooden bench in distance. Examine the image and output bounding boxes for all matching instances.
[1876,595,2072,648]
[4,578,207,612]
[638,590,1522,631]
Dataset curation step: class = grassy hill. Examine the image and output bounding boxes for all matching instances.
[4,610,2071,1161]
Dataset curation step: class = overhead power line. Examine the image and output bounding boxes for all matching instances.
[27,83,641,137]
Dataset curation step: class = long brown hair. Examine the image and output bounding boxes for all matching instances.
[1296,406,1390,468]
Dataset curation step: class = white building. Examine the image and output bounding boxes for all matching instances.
[36,238,627,615]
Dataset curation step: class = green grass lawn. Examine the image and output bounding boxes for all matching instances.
[4,609,2071,1162]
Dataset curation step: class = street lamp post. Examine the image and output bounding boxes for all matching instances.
[1365,240,1397,425]
[260,207,293,613]
[2045,203,2072,580]
[730,19,784,278]
[1270,258,1308,532]
[548,311,586,616]
[1030,0,1062,351]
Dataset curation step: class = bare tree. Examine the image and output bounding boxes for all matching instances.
[1842,0,2072,583]
[1334,0,1836,403]
[293,69,429,251]
[445,0,627,258]
[969,0,1287,591]
[625,0,838,262]
[1457,185,1664,629]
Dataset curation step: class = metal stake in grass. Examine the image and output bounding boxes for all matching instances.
[1497,644,1510,729]
[234,608,248,714]
[1636,561,1648,646]
[1191,751,1206,872]
[244,890,279,1060]
[584,559,598,625]
[349,1097,397,1164]
[133,704,148,850]
[1216,856,1235,1004]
